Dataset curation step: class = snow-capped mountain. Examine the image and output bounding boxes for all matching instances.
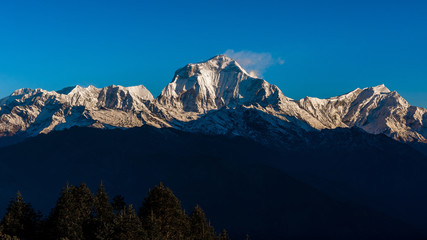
[296,84,427,142]
[0,55,426,143]
[0,85,168,138]
[157,55,285,112]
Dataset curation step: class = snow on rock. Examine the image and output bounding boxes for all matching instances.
[0,55,426,143]
[0,84,164,138]
[157,55,286,113]
[97,85,153,110]
[296,84,427,142]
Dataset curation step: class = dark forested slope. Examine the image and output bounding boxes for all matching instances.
[0,126,424,239]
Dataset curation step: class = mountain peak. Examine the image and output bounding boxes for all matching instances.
[56,86,77,95]
[157,55,282,113]
[370,84,391,94]
[206,54,233,62]
[101,84,153,100]
[11,88,35,96]
[56,85,98,95]
[194,55,249,75]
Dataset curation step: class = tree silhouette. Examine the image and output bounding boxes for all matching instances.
[139,183,190,240]
[112,195,126,214]
[218,229,231,240]
[1,191,41,239]
[90,183,115,239]
[46,183,94,240]
[0,182,228,240]
[111,204,146,240]
[189,205,216,240]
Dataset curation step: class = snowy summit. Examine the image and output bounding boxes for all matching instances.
[0,55,426,143]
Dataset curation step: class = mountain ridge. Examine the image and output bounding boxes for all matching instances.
[0,55,426,143]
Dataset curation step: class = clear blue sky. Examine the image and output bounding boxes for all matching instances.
[1,0,426,107]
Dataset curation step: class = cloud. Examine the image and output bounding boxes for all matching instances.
[224,50,284,78]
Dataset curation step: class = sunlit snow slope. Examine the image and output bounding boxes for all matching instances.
[0,55,426,143]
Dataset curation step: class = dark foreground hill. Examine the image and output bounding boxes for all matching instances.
[0,126,425,239]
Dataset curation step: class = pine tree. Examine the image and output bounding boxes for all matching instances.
[189,205,216,240]
[139,183,190,240]
[218,229,231,240]
[111,204,146,240]
[46,183,94,240]
[1,191,41,239]
[89,183,115,239]
[112,195,126,214]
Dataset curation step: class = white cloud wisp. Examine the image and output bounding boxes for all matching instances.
[224,50,284,78]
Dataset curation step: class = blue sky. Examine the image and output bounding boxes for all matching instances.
[0,0,426,107]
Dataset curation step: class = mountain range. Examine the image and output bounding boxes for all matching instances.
[1,55,427,239]
[1,55,426,145]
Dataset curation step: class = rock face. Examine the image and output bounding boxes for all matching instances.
[157,55,285,112]
[296,85,427,142]
[0,55,426,143]
[0,85,167,138]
